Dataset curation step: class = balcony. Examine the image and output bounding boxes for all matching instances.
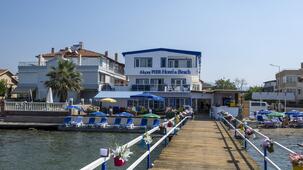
[131,84,191,92]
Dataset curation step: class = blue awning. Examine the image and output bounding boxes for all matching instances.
[130,92,164,101]
[94,91,143,99]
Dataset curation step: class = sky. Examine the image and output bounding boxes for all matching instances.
[1,0,303,86]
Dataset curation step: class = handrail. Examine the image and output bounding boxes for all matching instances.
[221,116,281,170]
[234,119,296,154]
[80,117,176,170]
[126,117,189,170]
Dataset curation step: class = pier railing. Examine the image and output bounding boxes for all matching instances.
[4,101,67,112]
[219,113,296,170]
[80,116,188,170]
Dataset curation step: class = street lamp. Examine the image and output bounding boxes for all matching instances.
[269,64,281,73]
[270,64,282,111]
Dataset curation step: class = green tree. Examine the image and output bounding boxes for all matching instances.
[0,80,7,97]
[45,59,82,102]
[213,78,237,90]
[244,86,263,100]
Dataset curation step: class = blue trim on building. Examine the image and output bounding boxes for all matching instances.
[122,48,201,57]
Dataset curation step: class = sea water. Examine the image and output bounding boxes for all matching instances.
[0,130,164,170]
[246,128,303,170]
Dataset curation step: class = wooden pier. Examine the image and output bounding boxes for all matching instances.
[152,119,260,170]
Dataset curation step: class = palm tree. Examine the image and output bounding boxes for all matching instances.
[45,59,82,102]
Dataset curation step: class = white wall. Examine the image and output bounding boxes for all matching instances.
[124,51,199,76]
[124,51,201,87]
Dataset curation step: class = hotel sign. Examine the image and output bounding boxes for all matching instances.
[139,69,191,75]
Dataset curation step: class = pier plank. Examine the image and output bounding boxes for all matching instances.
[152,120,259,170]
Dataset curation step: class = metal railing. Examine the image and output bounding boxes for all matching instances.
[4,101,67,112]
[131,84,191,92]
[80,117,188,170]
[18,62,40,66]
[220,114,296,170]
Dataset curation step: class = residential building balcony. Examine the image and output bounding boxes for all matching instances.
[130,84,192,92]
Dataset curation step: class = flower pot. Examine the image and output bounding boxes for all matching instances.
[114,156,126,167]
[267,143,274,153]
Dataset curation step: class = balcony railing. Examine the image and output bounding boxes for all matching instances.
[131,84,191,92]
[4,101,67,112]
[18,62,40,66]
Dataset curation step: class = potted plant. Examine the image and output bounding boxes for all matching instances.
[111,145,133,167]
[261,138,274,153]
[289,153,303,170]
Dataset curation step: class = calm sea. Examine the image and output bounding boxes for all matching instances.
[1,128,302,170]
[247,128,303,170]
[0,130,164,170]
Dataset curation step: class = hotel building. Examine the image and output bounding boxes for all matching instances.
[96,48,219,112]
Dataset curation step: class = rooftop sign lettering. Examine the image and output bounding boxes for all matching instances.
[139,69,191,75]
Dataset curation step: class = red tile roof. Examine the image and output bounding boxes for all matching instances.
[42,48,102,58]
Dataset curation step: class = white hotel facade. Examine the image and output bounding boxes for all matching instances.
[96,48,215,111]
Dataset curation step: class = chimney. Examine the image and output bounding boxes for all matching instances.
[105,51,108,58]
[51,48,55,54]
[79,42,83,49]
[114,53,118,61]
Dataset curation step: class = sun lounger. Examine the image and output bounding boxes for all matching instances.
[125,118,134,129]
[257,115,264,122]
[63,116,72,127]
[87,117,96,127]
[96,117,108,128]
[152,119,160,128]
[135,118,148,129]
[111,117,122,128]
[71,116,84,127]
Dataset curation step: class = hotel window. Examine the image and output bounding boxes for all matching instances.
[168,59,192,68]
[136,79,149,85]
[134,58,152,67]
[283,76,297,83]
[161,57,166,67]
[171,78,186,85]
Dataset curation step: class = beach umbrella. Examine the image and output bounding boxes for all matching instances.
[115,112,134,117]
[46,87,53,103]
[258,110,272,115]
[141,113,161,119]
[267,112,285,119]
[65,105,82,110]
[285,110,300,116]
[130,93,164,110]
[100,98,117,103]
[90,111,107,117]
[130,92,164,101]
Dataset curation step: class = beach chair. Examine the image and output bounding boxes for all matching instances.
[96,117,108,128]
[87,117,96,127]
[63,116,72,127]
[125,118,134,129]
[152,119,160,128]
[257,115,264,122]
[71,116,84,127]
[112,117,122,128]
[136,118,148,129]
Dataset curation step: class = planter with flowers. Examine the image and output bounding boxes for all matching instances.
[245,128,255,139]
[111,145,133,167]
[261,138,274,153]
[289,153,303,170]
